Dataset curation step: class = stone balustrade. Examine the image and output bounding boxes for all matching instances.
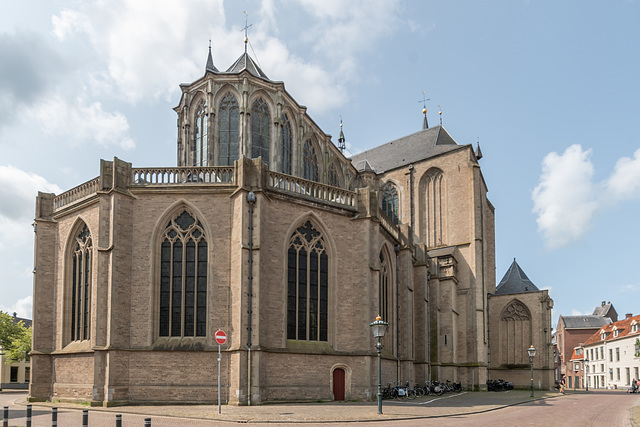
[53,178,100,211]
[131,167,235,185]
[268,171,356,208]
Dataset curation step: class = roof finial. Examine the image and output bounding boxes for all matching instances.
[438,104,442,126]
[242,11,253,54]
[205,41,218,73]
[338,116,346,153]
[475,137,483,160]
[419,91,430,130]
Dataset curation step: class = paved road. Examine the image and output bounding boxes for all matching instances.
[1,390,639,426]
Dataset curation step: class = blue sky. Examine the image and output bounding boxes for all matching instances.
[1,0,639,328]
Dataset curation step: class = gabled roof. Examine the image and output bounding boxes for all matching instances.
[560,315,612,330]
[593,301,617,321]
[226,52,270,80]
[569,348,584,361]
[583,313,640,346]
[349,126,464,174]
[495,259,539,295]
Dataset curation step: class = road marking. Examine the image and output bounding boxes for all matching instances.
[419,391,468,405]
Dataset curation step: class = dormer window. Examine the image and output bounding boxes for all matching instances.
[601,331,606,340]
[613,327,619,338]
[631,321,639,333]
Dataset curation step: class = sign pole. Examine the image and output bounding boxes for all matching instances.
[218,343,221,414]
[214,329,227,415]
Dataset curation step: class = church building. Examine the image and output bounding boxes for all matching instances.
[30,44,499,406]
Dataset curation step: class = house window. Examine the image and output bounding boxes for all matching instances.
[568,376,572,388]
[627,367,631,385]
[287,221,328,341]
[610,370,613,381]
[25,367,30,383]
[601,364,604,372]
[71,224,92,341]
[613,328,619,337]
[219,92,239,166]
[616,347,620,361]
[251,98,270,167]
[617,368,620,380]
[159,211,207,337]
[381,182,399,225]
[379,250,390,322]
[635,367,639,380]
[281,113,292,174]
[193,99,208,166]
[600,347,604,359]
[610,348,613,362]
[302,139,318,182]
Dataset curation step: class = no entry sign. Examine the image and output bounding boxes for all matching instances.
[214,329,227,345]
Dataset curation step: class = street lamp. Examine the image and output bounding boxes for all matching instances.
[370,315,388,415]
[528,345,536,398]
[584,358,589,391]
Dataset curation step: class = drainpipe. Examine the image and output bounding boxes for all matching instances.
[246,191,256,405]
[395,244,400,384]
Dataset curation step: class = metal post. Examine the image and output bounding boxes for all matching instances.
[144,417,151,426]
[52,407,57,427]
[585,359,589,391]
[82,409,88,426]
[218,343,222,414]
[530,356,534,398]
[115,413,122,427]
[377,339,383,415]
[3,406,8,427]
[26,404,32,427]
[246,191,256,406]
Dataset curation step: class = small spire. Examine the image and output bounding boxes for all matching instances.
[206,41,219,73]
[438,104,442,126]
[419,91,430,130]
[338,116,346,153]
[475,138,483,160]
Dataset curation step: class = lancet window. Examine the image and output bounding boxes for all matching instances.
[251,97,270,167]
[218,93,239,166]
[381,182,399,225]
[287,221,328,341]
[281,113,292,175]
[425,169,444,247]
[70,224,92,341]
[159,210,207,338]
[193,99,208,166]
[328,162,341,187]
[379,250,390,322]
[303,139,319,182]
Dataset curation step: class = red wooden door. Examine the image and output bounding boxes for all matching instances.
[333,368,345,401]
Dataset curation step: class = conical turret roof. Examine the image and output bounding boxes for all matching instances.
[226,52,269,80]
[495,259,539,295]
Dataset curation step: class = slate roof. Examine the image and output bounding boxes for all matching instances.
[593,301,617,321]
[494,259,539,295]
[559,315,612,330]
[349,126,465,173]
[582,313,640,346]
[205,47,219,73]
[226,52,270,80]
[10,312,31,328]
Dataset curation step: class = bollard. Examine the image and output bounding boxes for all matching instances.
[82,409,88,426]
[115,413,122,427]
[26,404,32,427]
[52,407,58,427]
[144,417,151,426]
[3,406,8,427]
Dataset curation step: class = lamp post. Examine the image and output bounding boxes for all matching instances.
[370,315,388,415]
[584,358,589,391]
[528,345,536,398]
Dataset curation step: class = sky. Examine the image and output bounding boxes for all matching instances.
[1,0,639,329]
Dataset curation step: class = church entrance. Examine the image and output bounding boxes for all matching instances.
[332,368,345,401]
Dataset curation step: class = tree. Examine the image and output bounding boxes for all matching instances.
[0,311,31,362]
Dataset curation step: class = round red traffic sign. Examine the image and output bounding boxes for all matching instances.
[214,329,227,345]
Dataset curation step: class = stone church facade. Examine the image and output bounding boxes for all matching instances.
[30,46,502,406]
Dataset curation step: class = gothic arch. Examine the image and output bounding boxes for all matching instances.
[279,107,297,175]
[498,299,533,366]
[300,133,323,182]
[380,180,401,225]
[418,167,446,247]
[248,93,273,168]
[190,91,209,167]
[327,158,344,188]
[329,363,352,400]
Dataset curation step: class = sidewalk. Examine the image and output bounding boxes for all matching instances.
[6,390,560,424]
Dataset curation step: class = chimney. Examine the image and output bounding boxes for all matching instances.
[13,312,17,318]
[601,301,606,306]
[626,313,633,319]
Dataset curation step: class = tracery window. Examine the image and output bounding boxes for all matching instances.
[71,224,92,341]
[218,93,239,166]
[159,211,207,337]
[378,250,390,322]
[281,113,292,174]
[381,182,399,225]
[425,169,444,247]
[328,162,341,187]
[498,300,532,365]
[194,99,208,166]
[287,221,328,341]
[251,97,270,167]
[302,139,319,182]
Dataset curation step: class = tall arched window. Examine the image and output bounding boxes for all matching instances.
[379,250,390,322]
[287,220,328,341]
[251,97,270,167]
[159,210,207,337]
[381,182,399,225]
[71,224,92,341]
[219,93,239,166]
[194,99,208,166]
[303,139,318,182]
[425,169,444,247]
[281,113,292,174]
[499,300,532,365]
[328,162,341,187]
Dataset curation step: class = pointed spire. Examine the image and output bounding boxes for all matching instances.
[419,91,429,130]
[338,116,346,153]
[475,139,483,160]
[206,41,218,73]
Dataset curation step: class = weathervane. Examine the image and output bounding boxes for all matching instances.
[438,104,442,126]
[419,91,430,129]
[241,11,253,53]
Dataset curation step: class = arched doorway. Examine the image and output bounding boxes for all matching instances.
[332,368,345,401]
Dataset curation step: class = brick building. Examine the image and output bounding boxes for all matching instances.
[29,45,515,406]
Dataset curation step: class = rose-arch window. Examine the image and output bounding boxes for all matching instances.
[159,211,207,337]
[251,97,270,167]
[71,224,92,341]
[219,93,239,166]
[287,221,328,341]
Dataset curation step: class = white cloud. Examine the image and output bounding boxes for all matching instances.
[30,95,135,150]
[606,148,640,201]
[571,308,591,316]
[532,144,598,249]
[0,296,33,319]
